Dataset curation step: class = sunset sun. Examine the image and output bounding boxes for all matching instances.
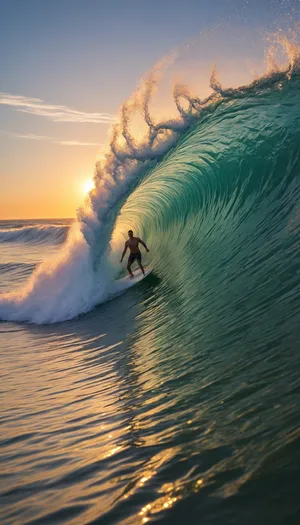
[82,179,95,194]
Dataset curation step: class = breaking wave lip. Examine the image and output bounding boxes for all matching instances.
[0,224,69,245]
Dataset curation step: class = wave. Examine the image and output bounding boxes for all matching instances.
[0,27,300,323]
[0,262,36,273]
[0,224,69,245]
[0,262,37,294]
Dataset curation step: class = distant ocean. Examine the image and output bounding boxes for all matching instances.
[1,37,300,525]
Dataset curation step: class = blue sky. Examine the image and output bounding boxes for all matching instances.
[0,0,299,218]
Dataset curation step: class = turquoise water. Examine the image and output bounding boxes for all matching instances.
[1,67,300,523]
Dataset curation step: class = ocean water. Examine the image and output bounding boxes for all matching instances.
[1,34,300,524]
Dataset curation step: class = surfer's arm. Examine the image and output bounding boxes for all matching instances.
[120,242,128,262]
[138,238,149,252]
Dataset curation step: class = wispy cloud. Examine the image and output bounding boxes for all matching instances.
[57,140,99,146]
[10,132,48,140]
[0,130,100,147]
[0,92,116,124]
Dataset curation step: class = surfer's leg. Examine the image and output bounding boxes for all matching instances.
[137,253,145,275]
[127,263,134,278]
[127,254,134,278]
[138,261,145,275]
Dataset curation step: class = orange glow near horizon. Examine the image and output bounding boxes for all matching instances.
[0,144,99,219]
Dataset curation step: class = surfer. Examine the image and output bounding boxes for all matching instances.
[120,230,149,278]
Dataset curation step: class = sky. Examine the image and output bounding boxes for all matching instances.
[0,0,299,219]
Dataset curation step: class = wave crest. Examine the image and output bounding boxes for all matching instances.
[0,224,69,244]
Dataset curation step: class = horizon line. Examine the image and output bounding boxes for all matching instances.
[0,216,76,221]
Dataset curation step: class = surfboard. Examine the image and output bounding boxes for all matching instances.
[118,266,152,286]
[110,267,153,299]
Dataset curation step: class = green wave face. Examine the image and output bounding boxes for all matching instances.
[114,74,300,358]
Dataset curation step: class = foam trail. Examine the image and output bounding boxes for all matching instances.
[0,28,299,323]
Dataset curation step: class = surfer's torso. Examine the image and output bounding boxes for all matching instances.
[126,237,141,254]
